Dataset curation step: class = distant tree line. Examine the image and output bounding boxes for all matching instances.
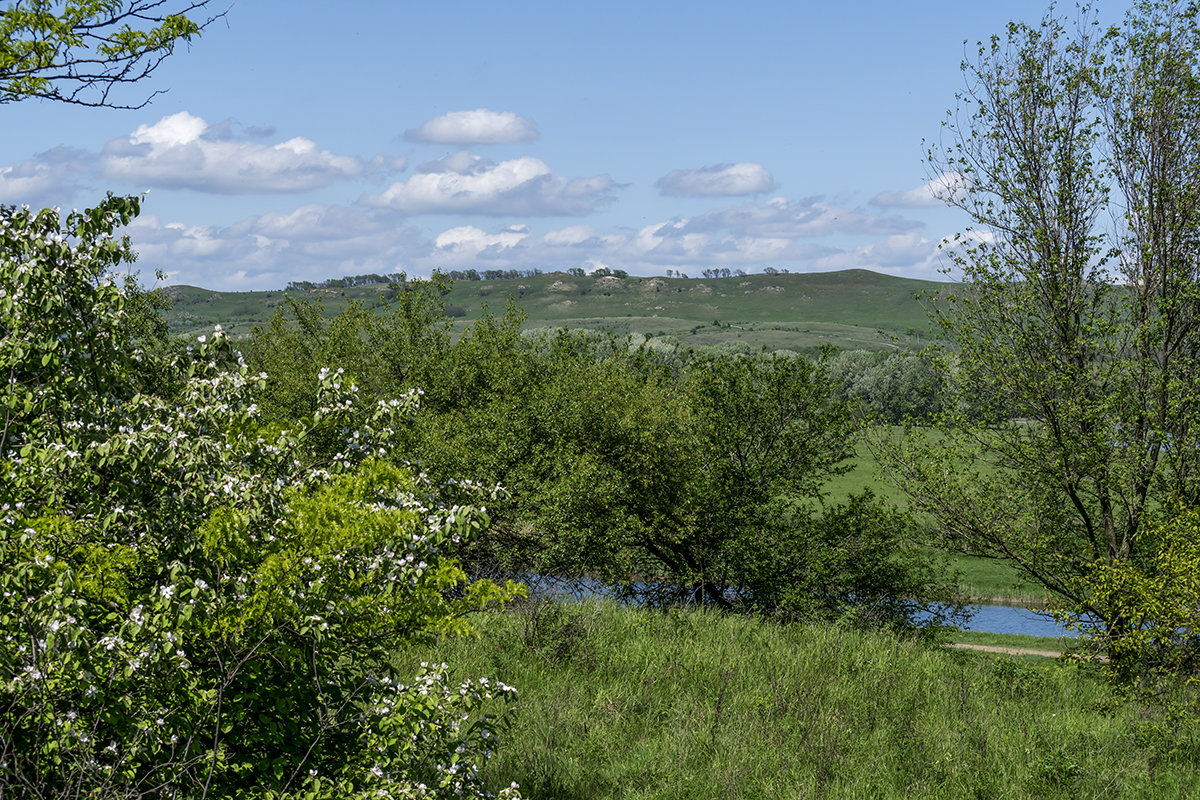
[440,268,546,282]
[286,272,402,290]
[286,266,798,290]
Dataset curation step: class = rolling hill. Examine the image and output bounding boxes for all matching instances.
[163,269,952,353]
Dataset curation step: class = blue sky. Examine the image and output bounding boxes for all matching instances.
[2,0,1082,291]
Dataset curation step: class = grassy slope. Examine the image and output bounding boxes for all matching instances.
[407,601,1198,799]
[163,269,947,352]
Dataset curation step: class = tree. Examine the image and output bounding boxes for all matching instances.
[874,1,1200,654]
[828,350,945,423]
[0,0,222,107]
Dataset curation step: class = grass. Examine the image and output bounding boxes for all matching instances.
[946,552,1048,606]
[404,600,1200,799]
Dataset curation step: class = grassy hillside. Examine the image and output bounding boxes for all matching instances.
[163,269,949,352]
[405,601,1198,799]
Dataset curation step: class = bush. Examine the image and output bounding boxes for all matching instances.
[0,197,523,799]
[1062,503,1200,722]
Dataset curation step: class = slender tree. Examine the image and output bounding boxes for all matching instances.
[875,1,1200,655]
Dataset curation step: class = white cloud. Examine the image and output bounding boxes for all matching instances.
[405,109,539,145]
[434,225,531,256]
[871,171,970,208]
[656,163,777,197]
[118,194,934,291]
[684,196,922,238]
[543,224,599,246]
[101,112,384,194]
[0,147,91,206]
[125,205,429,290]
[622,217,833,265]
[360,152,616,216]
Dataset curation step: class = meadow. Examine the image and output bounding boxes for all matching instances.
[404,600,1199,799]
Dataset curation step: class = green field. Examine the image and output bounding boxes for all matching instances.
[404,601,1198,799]
[823,429,1045,606]
[163,268,949,352]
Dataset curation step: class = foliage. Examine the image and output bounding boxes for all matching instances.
[247,277,453,431]
[0,196,142,464]
[827,349,944,423]
[0,0,220,107]
[251,294,964,631]
[0,197,524,798]
[874,0,1200,651]
[1061,503,1200,725]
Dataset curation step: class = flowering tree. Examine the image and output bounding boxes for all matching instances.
[0,196,524,798]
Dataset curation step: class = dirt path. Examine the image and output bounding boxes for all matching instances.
[946,642,1067,659]
[947,642,1112,663]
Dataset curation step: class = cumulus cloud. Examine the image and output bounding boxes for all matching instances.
[405,109,539,145]
[360,152,616,216]
[871,171,970,208]
[118,191,935,291]
[656,163,777,197]
[125,204,431,290]
[812,232,937,269]
[0,147,91,206]
[434,225,531,256]
[682,196,922,238]
[100,111,387,194]
[543,224,600,246]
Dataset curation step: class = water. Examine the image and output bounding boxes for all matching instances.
[517,573,1082,638]
[967,603,1079,638]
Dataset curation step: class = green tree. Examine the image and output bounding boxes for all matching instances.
[247,277,453,429]
[875,1,1200,653]
[1,7,528,796]
[250,294,962,631]
[0,0,221,107]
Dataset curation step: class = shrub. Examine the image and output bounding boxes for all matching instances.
[0,197,524,799]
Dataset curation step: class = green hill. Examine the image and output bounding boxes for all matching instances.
[164,269,951,353]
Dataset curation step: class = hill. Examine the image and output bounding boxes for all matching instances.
[163,269,951,353]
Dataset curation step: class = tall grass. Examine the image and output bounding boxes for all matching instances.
[402,600,1199,799]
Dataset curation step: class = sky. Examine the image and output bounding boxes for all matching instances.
[1,0,1092,291]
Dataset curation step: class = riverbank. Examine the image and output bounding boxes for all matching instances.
[403,599,1198,798]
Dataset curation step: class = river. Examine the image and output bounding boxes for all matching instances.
[967,603,1078,638]
[518,573,1081,638]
